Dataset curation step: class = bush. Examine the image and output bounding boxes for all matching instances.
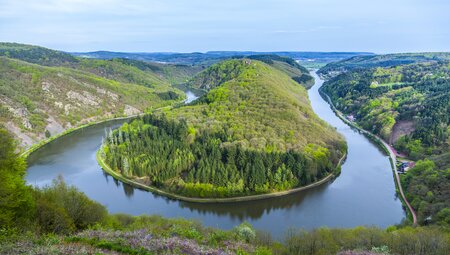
[235,223,256,243]
[35,198,75,234]
[33,176,107,233]
[0,128,35,228]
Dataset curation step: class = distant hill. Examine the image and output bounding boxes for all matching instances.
[244,55,314,88]
[318,52,450,78]
[0,42,79,66]
[101,59,346,198]
[71,50,373,66]
[188,55,314,90]
[0,43,203,86]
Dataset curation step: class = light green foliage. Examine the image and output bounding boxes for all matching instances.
[34,176,108,234]
[243,55,314,88]
[285,226,449,255]
[172,59,345,153]
[235,223,256,242]
[401,159,450,226]
[0,128,34,228]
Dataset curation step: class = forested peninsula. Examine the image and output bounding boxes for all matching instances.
[100,59,346,199]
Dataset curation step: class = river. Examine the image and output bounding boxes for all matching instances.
[26,74,405,238]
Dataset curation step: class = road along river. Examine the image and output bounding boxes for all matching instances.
[26,75,405,238]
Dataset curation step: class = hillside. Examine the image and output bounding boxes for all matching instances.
[318,52,450,78]
[187,55,314,91]
[240,55,314,88]
[320,60,450,226]
[88,58,204,85]
[101,59,346,198]
[0,42,79,66]
[0,42,202,86]
[0,57,182,148]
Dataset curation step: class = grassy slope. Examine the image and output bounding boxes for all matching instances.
[0,42,204,147]
[169,59,344,156]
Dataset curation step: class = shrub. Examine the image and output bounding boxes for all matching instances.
[235,223,256,243]
[33,176,107,233]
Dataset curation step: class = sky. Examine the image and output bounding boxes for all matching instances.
[0,0,449,53]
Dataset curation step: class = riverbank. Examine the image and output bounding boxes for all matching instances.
[318,87,417,225]
[20,104,176,160]
[96,147,347,203]
[21,115,139,159]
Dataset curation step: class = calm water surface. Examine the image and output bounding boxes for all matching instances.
[26,76,405,238]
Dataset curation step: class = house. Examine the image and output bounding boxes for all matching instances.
[398,161,415,173]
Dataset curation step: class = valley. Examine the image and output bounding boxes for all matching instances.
[1,43,448,254]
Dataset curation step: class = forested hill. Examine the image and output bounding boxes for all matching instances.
[241,55,314,88]
[0,42,79,66]
[0,43,191,148]
[187,55,314,91]
[318,52,450,78]
[320,60,450,226]
[0,42,202,86]
[101,59,346,198]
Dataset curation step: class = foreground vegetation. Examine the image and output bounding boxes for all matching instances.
[100,59,346,198]
[319,56,450,227]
